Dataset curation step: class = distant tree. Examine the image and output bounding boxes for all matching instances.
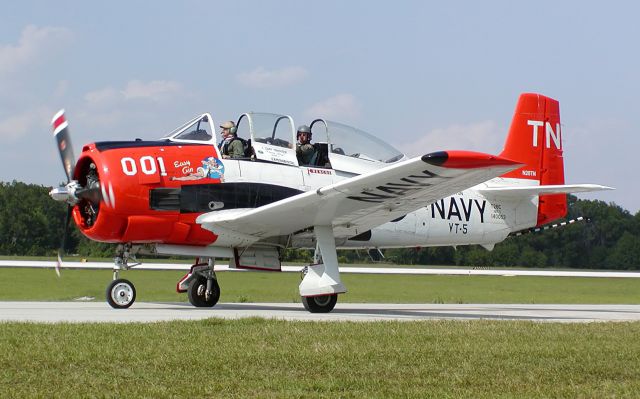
[0,181,67,256]
[606,232,640,269]
[2,181,639,269]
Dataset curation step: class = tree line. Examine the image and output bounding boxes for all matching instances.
[2,181,639,269]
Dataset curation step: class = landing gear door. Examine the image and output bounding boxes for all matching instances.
[229,247,281,271]
[245,113,298,166]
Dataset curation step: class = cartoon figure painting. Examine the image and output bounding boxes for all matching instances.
[172,157,225,181]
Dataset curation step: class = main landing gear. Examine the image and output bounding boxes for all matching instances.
[298,225,346,313]
[177,258,220,308]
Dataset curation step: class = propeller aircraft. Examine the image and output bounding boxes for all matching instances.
[48,93,611,312]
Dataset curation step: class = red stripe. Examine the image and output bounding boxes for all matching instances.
[53,114,66,130]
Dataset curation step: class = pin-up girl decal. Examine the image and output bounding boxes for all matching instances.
[171,157,225,181]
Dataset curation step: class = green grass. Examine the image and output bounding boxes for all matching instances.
[1,267,639,304]
[2,265,639,397]
[1,319,639,398]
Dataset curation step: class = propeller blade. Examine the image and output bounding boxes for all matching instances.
[56,204,73,278]
[51,109,76,182]
[55,253,62,278]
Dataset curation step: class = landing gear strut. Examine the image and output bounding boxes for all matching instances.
[299,225,346,313]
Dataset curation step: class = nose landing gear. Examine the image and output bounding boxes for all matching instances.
[106,243,141,309]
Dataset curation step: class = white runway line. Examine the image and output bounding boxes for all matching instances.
[1,260,640,278]
[1,302,640,323]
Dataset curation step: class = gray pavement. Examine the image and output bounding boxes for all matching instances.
[1,302,640,323]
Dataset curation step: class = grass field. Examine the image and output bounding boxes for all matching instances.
[1,319,639,398]
[1,267,639,304]
[2,267,640,397]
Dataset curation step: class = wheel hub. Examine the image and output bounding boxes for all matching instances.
[111,283,134,306]
[314,295,332,306]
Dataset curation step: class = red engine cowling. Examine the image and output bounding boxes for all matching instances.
[71,140,222,246]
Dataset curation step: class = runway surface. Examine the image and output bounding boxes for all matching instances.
[2,302,640,323]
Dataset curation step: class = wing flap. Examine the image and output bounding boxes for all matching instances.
[197,151,521,244]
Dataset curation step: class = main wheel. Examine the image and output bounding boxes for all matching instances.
[187,277,220,308]
[301,294,338,313]
[106,279,136,309]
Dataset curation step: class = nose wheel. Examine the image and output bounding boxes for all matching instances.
[106,279,136,309]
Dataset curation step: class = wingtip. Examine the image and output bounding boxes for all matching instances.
[422,151,522,169]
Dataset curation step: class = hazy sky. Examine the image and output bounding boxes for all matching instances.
[1,1,638,212]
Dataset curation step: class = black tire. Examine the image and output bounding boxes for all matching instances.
[187,277,220,308]
[301,294,338,313]
[106,279,136,309]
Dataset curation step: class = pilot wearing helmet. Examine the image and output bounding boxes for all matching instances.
[296,125,315,165]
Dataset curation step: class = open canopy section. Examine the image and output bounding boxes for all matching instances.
[162,113,218,145]
[310,119,406,174]
[236,112,298,166]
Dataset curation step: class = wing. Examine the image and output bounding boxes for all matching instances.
[197,151,521,246]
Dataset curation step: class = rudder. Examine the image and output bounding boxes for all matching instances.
[499,93,566,226]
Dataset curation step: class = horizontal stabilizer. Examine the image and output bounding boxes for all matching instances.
[478,184,613,198]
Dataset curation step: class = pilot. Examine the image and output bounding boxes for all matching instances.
[218,121,235,149]
[219,121,244,159]
[296,125,315,165]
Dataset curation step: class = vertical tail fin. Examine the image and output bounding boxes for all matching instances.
[499,93,566,226]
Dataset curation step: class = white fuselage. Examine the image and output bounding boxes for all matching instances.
[220,159,538,250]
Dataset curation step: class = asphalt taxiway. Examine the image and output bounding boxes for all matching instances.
[1,302,640,323]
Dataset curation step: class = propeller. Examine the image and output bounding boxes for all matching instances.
[49,109,103,205]
[51,109,75,277]
[50,110,105,276]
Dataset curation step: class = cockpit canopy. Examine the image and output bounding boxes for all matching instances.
[163,112,406,173]
[163,114,216,144]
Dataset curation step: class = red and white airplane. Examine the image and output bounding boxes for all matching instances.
[49,93,610,312]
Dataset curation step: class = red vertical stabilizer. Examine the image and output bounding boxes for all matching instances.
[499,93,566,226]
